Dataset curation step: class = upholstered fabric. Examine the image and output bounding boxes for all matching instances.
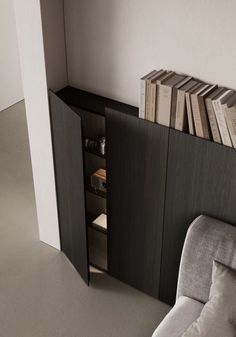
[152,296,204,337]
[177,215,236,304]
[182,261,236,337]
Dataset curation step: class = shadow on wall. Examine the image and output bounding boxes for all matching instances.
[64,0,140,104]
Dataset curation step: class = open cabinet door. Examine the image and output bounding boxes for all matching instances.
[49,91,89,284]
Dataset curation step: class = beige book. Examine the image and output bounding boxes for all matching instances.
[157,74,186,127]
[225,104,236,148]
[205,87,226,143]
[186,82,203,135]
[221,92,236,147]
[170,76,192,129]
[191,84,216,139]
[139,70,157,119]
[212,90,233,147]
[146,70,166,122]
[174,79,197,131]
[155,71,175,123]
[145,70,160,120]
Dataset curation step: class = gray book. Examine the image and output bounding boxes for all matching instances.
[157,74,186,127]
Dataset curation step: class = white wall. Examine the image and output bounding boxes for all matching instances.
[64,0,236,107]
[40,0,67,90]
[0,0,23,111]
[15,0,67,249]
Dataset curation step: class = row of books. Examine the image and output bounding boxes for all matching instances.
[139,69,236,148]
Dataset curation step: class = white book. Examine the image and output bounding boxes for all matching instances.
[139,70,157,119]
[212,90,233,147]
[224,105,236,148]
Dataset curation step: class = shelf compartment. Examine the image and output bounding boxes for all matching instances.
[85,178,107,199]
[85,147,106,159]
[88,227,107,272]
[86,212,107,234]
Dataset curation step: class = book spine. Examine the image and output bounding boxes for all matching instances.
[205,99,221,143]
[139,79,146,119]
[186,92,195,135]
[225,107,236,148]
[149,82,157,122]
[198,97,210,139]
[170,88,178,128]
[175,90,186,131]
[212,100,232,147]
[155,84,160,123]
[145,80,152,120]
[191,95,205,138]
[157,85,172,127]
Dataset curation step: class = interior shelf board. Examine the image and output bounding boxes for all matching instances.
[85,179,107,199]
[84,147,106,159]
[89,262,107,273]
[86,212,107,234]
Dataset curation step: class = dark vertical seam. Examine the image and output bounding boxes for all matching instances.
[158,127,171,299]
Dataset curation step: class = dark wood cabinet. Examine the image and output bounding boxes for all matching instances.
[51,86,236,307]
[106,109,169,298]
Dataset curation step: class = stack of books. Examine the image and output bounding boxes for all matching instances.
[139,69,236,148]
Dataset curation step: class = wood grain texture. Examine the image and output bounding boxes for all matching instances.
[106,109,169,298]
[71,106,106,140]
[160,129,236,305]
[49,91,89,284]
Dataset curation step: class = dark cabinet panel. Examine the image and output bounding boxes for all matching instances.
[160,129,236,305]
[106,109,169,298]
[49,91,89,284]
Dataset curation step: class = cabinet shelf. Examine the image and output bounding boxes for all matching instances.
[86,213,107,234]
[85,147,106,159]
[89,262,107,273]
[85,179,107,199]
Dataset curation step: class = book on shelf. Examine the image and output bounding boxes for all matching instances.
[221,92,236,148]
[170,76,192,129]
[156,73,187,127]
[185,82,203,135]
[145,70,167,122]
[224,104,236,148]
[205,87,225,143]
[174,78,197,131]
[139,70,157,119]
[191,84,217,139]
[212,90,233,147]
[155,71,175,123]
[139,68,236,149]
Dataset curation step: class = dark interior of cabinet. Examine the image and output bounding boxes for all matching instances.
[75,107,107,272]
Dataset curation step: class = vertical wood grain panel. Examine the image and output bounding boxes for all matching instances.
[107,109,169,298]
[160,129,236,305]
[49,91,89,284]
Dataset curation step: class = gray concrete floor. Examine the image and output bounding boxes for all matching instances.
[0,101,170,337]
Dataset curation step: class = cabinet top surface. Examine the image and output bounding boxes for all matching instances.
[57,86,138,118]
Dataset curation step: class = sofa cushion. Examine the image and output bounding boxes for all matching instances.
[182,261,236,337]
[177,215,236,304]
[152,296,204,337]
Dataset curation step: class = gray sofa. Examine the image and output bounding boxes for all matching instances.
[152,215,236,337]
